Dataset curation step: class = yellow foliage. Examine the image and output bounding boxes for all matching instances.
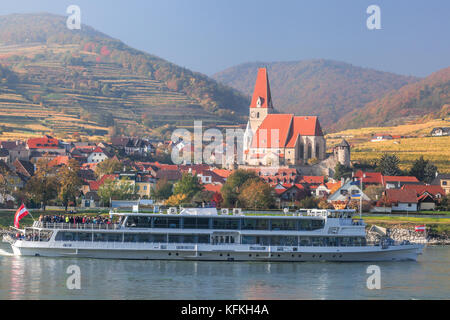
[166,194,187,206]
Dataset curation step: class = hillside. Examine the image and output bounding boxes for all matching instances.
[0,13,249,140]
[327,118,450,173]
[337,67,450,129]
[213,60,418,130]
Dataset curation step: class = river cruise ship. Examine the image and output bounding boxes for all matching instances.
[7,208,424,261]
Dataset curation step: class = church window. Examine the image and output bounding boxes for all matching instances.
[307,144,312,159]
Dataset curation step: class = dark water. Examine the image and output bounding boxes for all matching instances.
[0,246,448,300]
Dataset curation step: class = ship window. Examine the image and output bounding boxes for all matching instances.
[299,237,311,246]
[242,218,269,230]
[212,218,239,230]
[169,235,182,243]
[271,219,296,231]
[197,235,210,243]
[242,236,257,244]
[311,219,325,230]
[153,217,169,228]
[168,217,180,228]
[56,232,76,241]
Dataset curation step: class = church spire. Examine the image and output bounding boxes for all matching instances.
[250,68,273,109]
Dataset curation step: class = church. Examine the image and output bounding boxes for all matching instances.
[243,68,326,166]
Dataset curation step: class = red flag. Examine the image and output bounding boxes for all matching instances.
[415,225,425,232]
[14,204,29,228]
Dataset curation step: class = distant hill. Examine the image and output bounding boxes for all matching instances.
[0,13,249,140]
[337,67,450,129]
[213,60,418,131]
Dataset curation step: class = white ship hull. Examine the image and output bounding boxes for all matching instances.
[11,241,423,262]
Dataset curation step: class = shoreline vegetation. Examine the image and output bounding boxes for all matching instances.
[1,209,448,244]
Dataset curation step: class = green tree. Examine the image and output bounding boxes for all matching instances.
[98,178,137,207]
[297,196,320,209]
[376,153,402,176]
[333,163,352,181]
[221,169,259,207]
[237,179,275,209]
[173,173,203,201]
[409,156,428,181]
[423,162,438,184]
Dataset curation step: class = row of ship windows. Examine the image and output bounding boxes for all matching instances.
[124,217,325,231]
[54,232,365,246]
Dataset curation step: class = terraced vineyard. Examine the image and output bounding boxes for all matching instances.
[327,118,450,173]
[0,14,249,140]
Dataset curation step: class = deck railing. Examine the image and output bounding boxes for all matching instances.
[32,221,121,230]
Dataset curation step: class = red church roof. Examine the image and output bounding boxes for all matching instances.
[250,68,273,109]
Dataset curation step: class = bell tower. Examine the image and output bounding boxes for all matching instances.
[249,68,273,131]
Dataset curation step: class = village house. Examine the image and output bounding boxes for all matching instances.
[431,173,450,195]
[86,147,111,164]
[401,184,446,210]
[327,179,371,203]
[1,141,30,163]
[383,176,421,189]
[0,148,9,163]
[430,127,450,137]
[243,68,326,166]
[384,189,418,212]
[370,134,393,142]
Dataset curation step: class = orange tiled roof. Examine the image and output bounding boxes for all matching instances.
[402,185,445,197]
[48,155,69,167]
[250,114,293,148]
[204,184,222,194]
[212,169,233,178]
[385,189,418,203]
[27,136,59,149]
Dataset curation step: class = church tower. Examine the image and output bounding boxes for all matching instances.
[248,68,273,132]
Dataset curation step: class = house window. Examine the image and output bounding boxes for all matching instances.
[408,203,412,207]
[443,181,448,185]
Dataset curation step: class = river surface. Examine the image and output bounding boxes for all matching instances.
[0,245,448,300]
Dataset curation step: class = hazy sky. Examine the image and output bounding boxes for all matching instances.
[0,0,449,77]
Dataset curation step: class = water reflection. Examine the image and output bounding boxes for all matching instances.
[0,247,448,300]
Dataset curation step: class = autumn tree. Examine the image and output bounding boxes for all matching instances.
[57,159,82,211]
[152,178,173,200]
[173,173,203,201]
[237,179,275,209]
[95,158,122,178]
[221,169,259,207]
[25,159,58,210]
[363,185,385,202]
[192,190,215,206]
